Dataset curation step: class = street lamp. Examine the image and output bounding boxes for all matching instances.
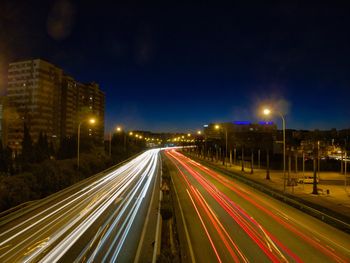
[77,118,96,169]
[109,126,124,157]
[215,124,228,165]
[263,107,286,192]
[116,126,127,152]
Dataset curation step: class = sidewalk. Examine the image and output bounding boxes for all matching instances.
[191,154,350,219]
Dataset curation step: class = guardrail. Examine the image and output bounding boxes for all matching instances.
[185,152,350,234]
[0,150,146,222]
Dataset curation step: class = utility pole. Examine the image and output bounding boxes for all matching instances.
[345,151,347,191]
[241,147,245,171]
[302,151,305,177]
[234,148,236,165]
[312,142,318,195]
[251,150,254,174]
[266,149,270,180]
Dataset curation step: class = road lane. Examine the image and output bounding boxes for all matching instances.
[0,149,160,263]
[165,149,350,263]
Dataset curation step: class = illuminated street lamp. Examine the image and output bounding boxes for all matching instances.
[109,126,125,156]
[116,126,127,151]
[215,124,228,165]
[197,130,202,135]
[77,118,96,169]
[263,107,286,192]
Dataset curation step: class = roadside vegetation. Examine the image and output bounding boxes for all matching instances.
[0,124,146,213]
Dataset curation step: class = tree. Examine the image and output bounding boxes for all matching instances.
[21,123,34,168]
[3,146,13,175]
[34,132,50,162]
[57,136,77,160]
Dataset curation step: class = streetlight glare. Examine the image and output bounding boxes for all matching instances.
[89,118,96,124]
[116,126,122,132]
[215,124,220,129]
[129,132,133,136]
[197,130,201,135]
[187,133,191,137]
[263,108,271,116]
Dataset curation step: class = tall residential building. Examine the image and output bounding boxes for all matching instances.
[7,59,63,151]
[0,96,9,147]
[77,82,105,142]
[7,58,105,151]
[61,79,105,142]
[61,75,78,138]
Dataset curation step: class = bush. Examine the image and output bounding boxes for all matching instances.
[0,174,37,211]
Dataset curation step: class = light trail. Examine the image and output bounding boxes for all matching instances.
[178,152,349,263]
[0,149,160,263]
[167,150,285,262]
[166,149,350,263]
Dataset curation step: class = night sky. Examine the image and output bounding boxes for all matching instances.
[1,1,350,132]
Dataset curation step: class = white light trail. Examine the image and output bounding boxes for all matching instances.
[0,149,160,263]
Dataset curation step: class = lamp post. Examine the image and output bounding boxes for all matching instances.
[116,127,127,151]
[215,124,228,165]
[109,126,123,157]
[77,118,96,169]
[263,108,286,192]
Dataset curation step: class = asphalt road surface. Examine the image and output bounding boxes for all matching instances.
[0,149,160,263]
[165,149,350,263]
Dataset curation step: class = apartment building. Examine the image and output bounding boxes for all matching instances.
[7,59,63,151]
[0,96,9,147]
[6,58,105,151]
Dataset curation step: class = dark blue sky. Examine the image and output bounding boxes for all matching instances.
[1,1,350,132]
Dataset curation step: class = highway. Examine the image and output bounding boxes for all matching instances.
[166,149,350,263]
[0,149,160,263]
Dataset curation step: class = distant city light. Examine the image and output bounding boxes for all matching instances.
[233,121,251,125]
[258,121,274,125]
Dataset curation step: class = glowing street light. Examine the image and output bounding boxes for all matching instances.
[215,124,228,165]
[263,107,287,192]
[197,130,202,135]
[77,118,96,169]
[263,108,271,115]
